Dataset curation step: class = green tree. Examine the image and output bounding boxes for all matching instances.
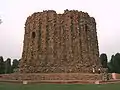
[0,56,5,74]
[107,55,115,73]
[100,53,108,68]
[5,58,12,74]
[12,59,19,73]
[113,53,120,73]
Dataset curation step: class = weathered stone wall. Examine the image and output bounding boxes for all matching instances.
[0,73,103,80]
[19,10,100,73]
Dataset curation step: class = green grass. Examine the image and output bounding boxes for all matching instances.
[0,83,120,90]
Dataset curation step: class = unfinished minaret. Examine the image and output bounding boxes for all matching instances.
[19,10,100,73]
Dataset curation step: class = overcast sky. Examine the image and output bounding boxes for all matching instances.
[0,0,120,61]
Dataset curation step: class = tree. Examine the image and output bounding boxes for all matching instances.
[113,53,120,73]
[0,56,5,74]
[108,53,120,73]
[100,53,108,68]
[11,59,19,73]
[107,55,115,73]
[5,58,12,74]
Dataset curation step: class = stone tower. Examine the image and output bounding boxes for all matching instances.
[19,10,100,73]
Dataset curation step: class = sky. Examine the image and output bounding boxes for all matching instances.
[0,0,120,61]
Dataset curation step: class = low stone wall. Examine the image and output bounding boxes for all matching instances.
[112,73,120,79]
[0,73,103,80]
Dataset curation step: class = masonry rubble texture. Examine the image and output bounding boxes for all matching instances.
[0,73,103,80]
[19,10,101,73]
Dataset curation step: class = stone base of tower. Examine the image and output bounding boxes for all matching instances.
[0,73,104,81]
[19,64,102,73]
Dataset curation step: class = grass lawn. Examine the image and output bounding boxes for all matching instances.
[0,83,120,90]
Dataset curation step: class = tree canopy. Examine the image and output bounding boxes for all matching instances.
[5,58,11,74]
[0,56,5,74]
[12,59,19,72]
[100,53,108,68]
[0,56,20,74]
[108,53,120,73]
[107,55,115,73]
[113,53,120,73]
